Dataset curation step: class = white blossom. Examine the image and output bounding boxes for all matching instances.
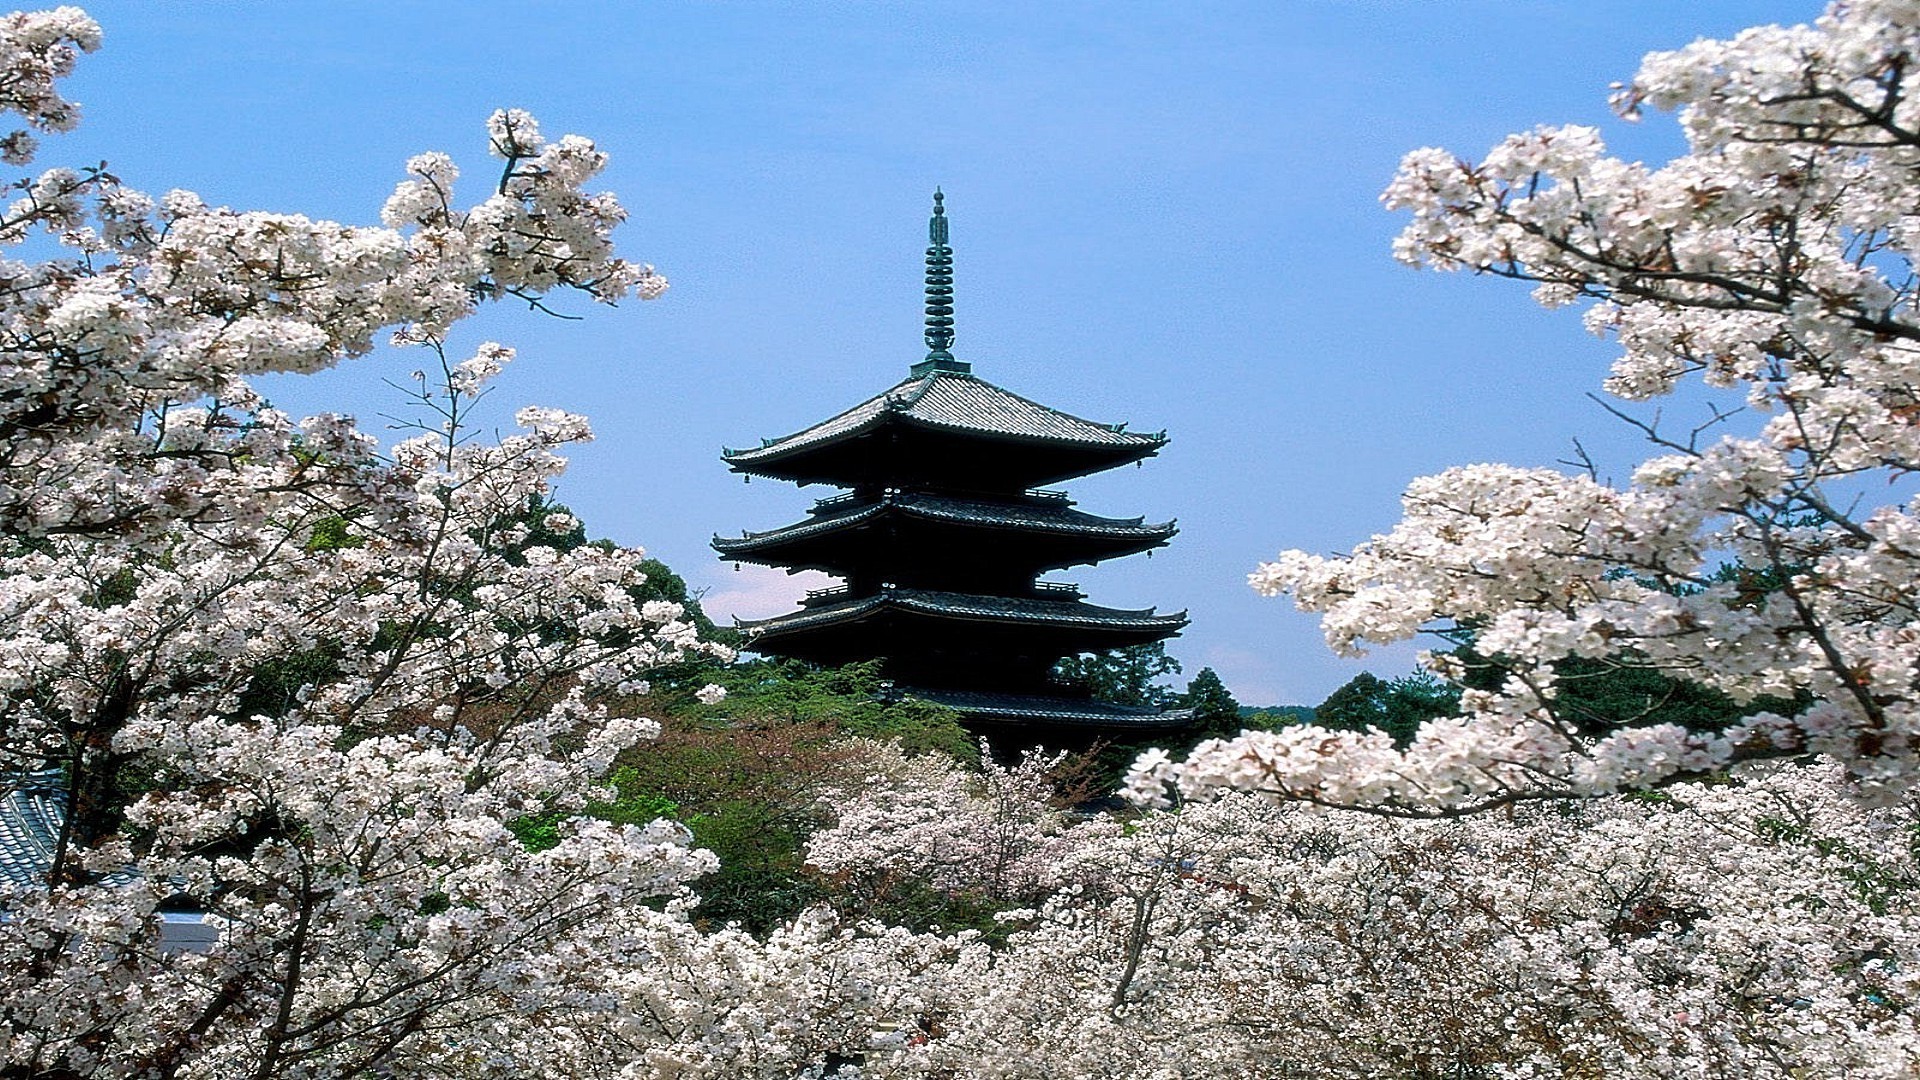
[1156,0,1920,813]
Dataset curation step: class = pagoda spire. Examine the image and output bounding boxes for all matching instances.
[915,188,969,376]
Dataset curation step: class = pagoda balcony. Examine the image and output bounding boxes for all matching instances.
[804,486,1073,516]
[902,687,1196,732]
[806,490,871,514]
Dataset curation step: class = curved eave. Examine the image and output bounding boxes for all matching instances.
[738,588,1189,638]
[0,769,64,890]
[723,414,1165,484]
[892,497,1175,539]
[721,371,1168,487]
[712,500,887,556]
[896,410,1166,454]
[712,497,1177,563]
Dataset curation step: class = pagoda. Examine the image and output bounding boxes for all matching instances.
[716,191,1191,743]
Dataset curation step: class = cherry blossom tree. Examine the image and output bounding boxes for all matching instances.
[1133,0,1920,814]
[10,4,1918,1076]
[0,8,765,1076]
[806,739,1112,907]
[805,746,1917,1078]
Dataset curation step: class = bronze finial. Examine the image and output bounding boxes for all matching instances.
[919,188,964,373]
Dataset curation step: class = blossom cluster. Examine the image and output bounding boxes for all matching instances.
[0,9,739,1075]
[800,746,1919,1078]
[806,739,1114,903]
[1136,0,1920,813]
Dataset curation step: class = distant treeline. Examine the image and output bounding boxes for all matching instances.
[1239,704,1315,727]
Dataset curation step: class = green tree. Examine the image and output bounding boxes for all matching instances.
[1315,670,1459,748]
[1241,705,1315,730]
[1436,559,1810,740]
[1053,642,1183,708]
[1448,649,1803,738]
[567,659,976,932]
[701,658,975,762]
[1182,667,1240,737]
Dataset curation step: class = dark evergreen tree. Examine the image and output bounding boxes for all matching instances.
[1052,642,1183,708]
[1182,667,1240,737]
[1314,670,1458,748]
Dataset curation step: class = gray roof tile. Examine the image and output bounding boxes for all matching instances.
[0,769,64,891]
[724,371,1165,466]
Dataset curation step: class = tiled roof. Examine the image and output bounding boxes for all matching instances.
[907,687,1196,728]
[4,770,220,949]
[723,371,1166,467]
[1,769,64,891]
[713,491,1175,554]
[742,587,1188,636]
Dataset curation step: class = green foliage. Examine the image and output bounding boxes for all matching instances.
[633,556,736,648]
[507,768,679,853]
[593,714,845,932]
[815,868,1023,946]
[1752,811,1920,917]
[1058,671,1237,796]
[1315,670,1459,748]
[594,766,683,824]
[302,514,363,551]
[1434,556,1813,738]
[1525,656,1803,736]
[695,659,976,763]
[678,799,826,927]
[1063,667,1246,791]
[1052,642,1183,708]
[562,660,973,932]
[231,644,342,722]
[1443,642,1807,739]
[497,494,734,647]
[506,811,566,853]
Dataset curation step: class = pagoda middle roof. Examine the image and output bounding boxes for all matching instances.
[713,491,1176,557]
[739,587,1188,637]
[723,370,1166,474]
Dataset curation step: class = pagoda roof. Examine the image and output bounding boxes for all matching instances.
[712,491,1175,562]
[740,587,1188,638]
[723,370,1165,485]
[905,687,1196,730]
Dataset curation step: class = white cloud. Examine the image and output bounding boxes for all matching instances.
[1199,644,1300,707]
[699,562,837,625]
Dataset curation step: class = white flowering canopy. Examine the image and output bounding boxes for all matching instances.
[1132,0,1920,815]
[0,7,748,1075]
[3,4,1917,1077]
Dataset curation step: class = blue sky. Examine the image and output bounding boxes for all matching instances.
[63,1,1817,706]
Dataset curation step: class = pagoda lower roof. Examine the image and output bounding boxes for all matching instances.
[723,370,1165,487]
[906,687,1196,730]
[740,587,1188,638]
[712,491,1175,566]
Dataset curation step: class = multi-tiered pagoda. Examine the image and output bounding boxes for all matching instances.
[716,191,1191,743]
